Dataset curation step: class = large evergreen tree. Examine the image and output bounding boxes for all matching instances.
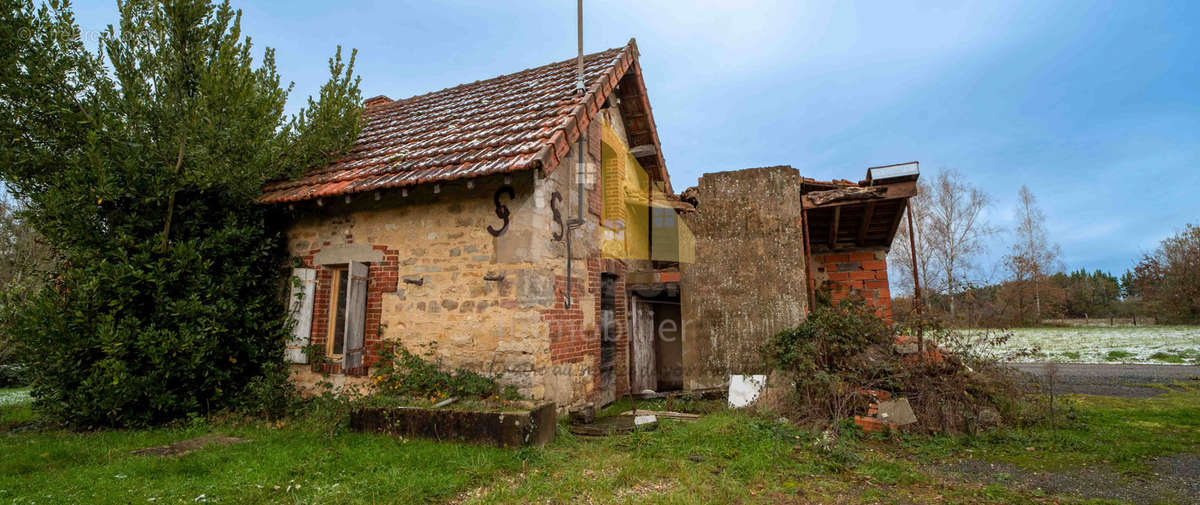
[0,0,361,427]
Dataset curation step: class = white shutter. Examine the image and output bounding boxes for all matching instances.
[342,261,369,370]
[286,268,316,364]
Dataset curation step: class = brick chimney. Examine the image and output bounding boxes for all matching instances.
[363,95,392,109]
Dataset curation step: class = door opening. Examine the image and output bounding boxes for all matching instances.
[598,273,618,406]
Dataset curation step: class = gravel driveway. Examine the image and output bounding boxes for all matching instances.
[1009,362,1200,398]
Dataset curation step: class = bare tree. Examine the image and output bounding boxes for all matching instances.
[924,169,996,318]
[0,191,50,287]
[888,180,938,297]
[1004,185,1061,323]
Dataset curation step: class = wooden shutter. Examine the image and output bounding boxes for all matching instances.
[286,268,316,364]
[601,143,626,224]
[342,261,369,370]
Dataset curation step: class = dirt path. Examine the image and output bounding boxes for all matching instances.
[935,364,1200,504]
[1009,362,1200,398]
[937,454,1200,505]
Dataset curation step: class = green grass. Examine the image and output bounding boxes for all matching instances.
[1103,349,1135,361]
[905,385,1200,474]
[0,387,32,426]
[1148,349,1200,364]
[0,419,525,504]
[2,386,1196,504]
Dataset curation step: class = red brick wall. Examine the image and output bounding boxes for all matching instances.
[813,251,892,323]
[543,257,630,401]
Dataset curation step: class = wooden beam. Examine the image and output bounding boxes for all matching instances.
[801,181,918,209]
[856,201,877,246]
[885,200,907,247]
[829,206,841,249]
[802,209,816,315]
[629,144,657,157]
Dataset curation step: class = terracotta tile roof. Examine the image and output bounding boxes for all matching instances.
[261,40,647,204]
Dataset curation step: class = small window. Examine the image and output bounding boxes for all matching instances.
[328,266,350,356]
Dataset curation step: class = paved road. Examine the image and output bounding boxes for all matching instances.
[1009,362,1200,398]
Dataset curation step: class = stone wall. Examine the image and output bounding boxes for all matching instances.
[678,166,809,390]
[284,104,636,410]
[811,250,893,323]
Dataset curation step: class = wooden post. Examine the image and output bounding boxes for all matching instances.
[801,209,816,314]
[906,202,924,354]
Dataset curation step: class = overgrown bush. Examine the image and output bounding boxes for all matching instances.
[0,0,360,427]
[370,346,516,402]
[764,297,1035,434]
[765,297,892,373]
[0,363,29,388]
[0,322,28,388]
[764,297,895,423]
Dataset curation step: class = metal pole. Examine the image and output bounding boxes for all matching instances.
[905,202,924,354]
[801,208,816,314]
[576,0,584,94]
[565,0,585,309]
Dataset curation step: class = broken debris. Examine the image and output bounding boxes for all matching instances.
[131,435,248,457]
[728,375,766,408]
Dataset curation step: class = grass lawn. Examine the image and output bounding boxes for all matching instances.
[2,384,1197,505]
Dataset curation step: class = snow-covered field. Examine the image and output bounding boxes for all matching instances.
[0,388,31,407]
[968,325,1200,364]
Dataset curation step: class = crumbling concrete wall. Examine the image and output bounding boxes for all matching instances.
[679,166,809,390]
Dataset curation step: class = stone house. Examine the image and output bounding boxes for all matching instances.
[263,39,675,407]
[261,38,919,410]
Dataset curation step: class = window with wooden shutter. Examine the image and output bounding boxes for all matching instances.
[286,268,316,364]
[322,262,369,372]
[342,261,369,370]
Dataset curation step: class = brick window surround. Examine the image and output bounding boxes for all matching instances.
[300,244,399,376]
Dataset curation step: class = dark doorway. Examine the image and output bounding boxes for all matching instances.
[598,273,618,405]
[653,299,683,391]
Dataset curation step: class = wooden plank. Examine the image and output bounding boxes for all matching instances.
[828,206,841,249]
[620,409,700,421]
[801,181,918,209]
[629,144,657,157]
[856,202,877,246]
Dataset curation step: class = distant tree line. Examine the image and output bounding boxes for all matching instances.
[1121,224,1200,324]
[889,170,1199,327]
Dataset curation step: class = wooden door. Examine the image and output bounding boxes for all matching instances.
[631,297,657,394]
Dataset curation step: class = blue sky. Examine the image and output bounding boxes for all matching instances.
[69,1,1200,279]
